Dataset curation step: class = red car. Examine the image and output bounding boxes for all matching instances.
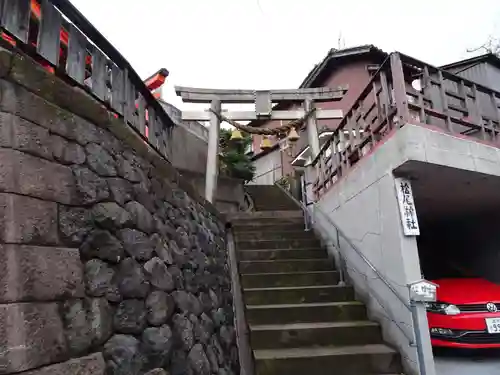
[427,278,500,348]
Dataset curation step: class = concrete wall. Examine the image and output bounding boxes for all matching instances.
[160,101,209,175]
[177,169,246,213]
[160,101,209,143]
[250,149,283,185]
[0,48,238,375]
[311,124,439,375]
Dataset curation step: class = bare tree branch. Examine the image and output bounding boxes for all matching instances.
[467,36,500,56]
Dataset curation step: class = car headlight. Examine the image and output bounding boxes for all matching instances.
[425,302,461,316]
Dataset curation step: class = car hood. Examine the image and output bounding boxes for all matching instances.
[431,278,500,305]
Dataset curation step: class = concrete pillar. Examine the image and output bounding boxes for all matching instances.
[205,99,221,203]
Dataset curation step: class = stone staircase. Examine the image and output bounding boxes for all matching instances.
[244,185,299,211]
[231,186,403,375]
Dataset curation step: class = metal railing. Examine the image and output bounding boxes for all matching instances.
[0,0,174,159]
[274,180,432,375]
[274,181,414,338]
[312,51,500,198]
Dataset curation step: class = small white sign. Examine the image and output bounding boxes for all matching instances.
[395,177,420,236]
[409,280,438,302]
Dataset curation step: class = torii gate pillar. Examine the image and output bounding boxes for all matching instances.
[206,99,221,203]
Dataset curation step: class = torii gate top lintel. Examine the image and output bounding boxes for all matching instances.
[175,85,349,104]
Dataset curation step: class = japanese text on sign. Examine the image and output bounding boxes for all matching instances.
[394,177,420,236]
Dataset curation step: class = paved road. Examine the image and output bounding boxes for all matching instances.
[435,349,500,375]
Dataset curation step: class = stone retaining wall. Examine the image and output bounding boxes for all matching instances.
[0,47,238,375]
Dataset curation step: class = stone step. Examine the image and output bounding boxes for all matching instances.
[246,301,367,325]
[253,344,402,375]
[242,271,339,288]
[234,230,316,241]
[236,238,321,250]
[245,185,300,211]
[250,321,383,350]
[232,223,306,233]
[239,259,333,274]
[244,285,355,305]
[230,210,303,221]
[238,248,327,261]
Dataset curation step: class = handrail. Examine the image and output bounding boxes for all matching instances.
[274,181,415,344]
[313,206,411,310]
[1,0,175,159]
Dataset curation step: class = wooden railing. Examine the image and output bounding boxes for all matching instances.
[0,0,175,159]
[312,52,500,198]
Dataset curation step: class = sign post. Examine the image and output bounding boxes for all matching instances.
[408,279,438,375]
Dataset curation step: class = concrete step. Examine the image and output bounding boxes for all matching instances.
[242,271,339,288]
[239,259,333,274]
[235,230,316,241]
[238,248,327,261]
[246,301,367,325]
[244,285,355,305]
[236,238,321,250]
[233,223,306,233]
[253,344,402,375]
[230,210,303,221]
[245,185,300,211]
[250,321,383,350]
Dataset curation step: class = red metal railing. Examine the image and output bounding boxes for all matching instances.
[312,52,500,198]
[0,0,173,158]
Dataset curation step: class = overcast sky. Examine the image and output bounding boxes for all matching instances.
[71,0,500,111]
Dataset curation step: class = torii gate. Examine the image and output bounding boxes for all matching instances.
[175,86,346,203]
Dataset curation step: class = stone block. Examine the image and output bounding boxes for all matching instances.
[86,143,117,177]
[92,202,132,230]
[0,302,67,374]
[103,334,144,375]
[72,166,110,205]
[116,258,150,298]
[0,148,75,204]
[125,201,154,234]
[117,229,154,261]
[114,300,147,334]
[0,244,84,302]
[87,297,114,346]
[19,353,106,375]
[107,178,133,205]
[80,230,125,263]
[51,134,86,165]
[0,193,58,245]
[0,112,52,160]
[59,205,93,245]
[9,53,112,132]
[0,79,72,138]
[61,299,92,355]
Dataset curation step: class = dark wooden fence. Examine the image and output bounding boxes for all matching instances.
[312,52,500,198]
[0,0,175,159]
